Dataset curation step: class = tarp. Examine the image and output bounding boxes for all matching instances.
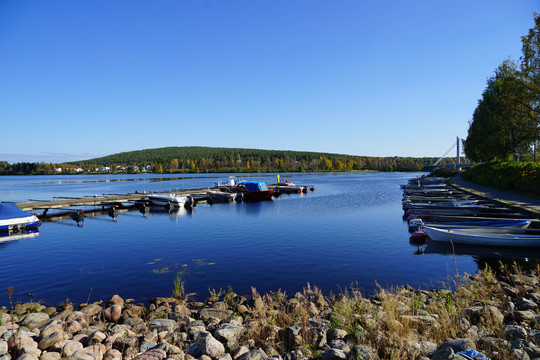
[0,203,32,220]
[238,182,268,191]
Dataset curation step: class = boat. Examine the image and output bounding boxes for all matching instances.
[235,181,274,201]
[206,190,237,204]
[423,226,540,247]
[409,219,532,232]
[216,176,243,192]
[147,193,194,208]
[0,202,41,233]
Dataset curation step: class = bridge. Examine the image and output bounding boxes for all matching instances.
[423,136,475,171]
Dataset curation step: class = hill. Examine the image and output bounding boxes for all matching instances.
[67,146,439,173]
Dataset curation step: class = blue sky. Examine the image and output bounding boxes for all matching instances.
[0,1,537,163]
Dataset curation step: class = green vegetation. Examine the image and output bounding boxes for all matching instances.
[462,161,540,196]
[464,14,540,162]
[0,146,451,175]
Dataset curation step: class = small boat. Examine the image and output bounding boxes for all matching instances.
[409,219,532,232]
[0,202,41,233]
[206,191,237,204]
[147,193,194,208]
[235,181,274,201]
[423,226,540,247]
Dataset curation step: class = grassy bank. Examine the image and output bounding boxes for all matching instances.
[462,161,540,197]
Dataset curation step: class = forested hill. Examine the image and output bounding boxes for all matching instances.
[66,146,442,173]
[0,146,453,174]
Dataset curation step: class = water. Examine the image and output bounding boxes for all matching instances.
[1,172,539,307]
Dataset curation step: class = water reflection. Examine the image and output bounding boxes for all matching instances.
[0,228,41,249]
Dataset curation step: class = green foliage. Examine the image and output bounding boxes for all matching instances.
[462,161,540,196]
[1,147,438,174]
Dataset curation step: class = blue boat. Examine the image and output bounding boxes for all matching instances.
[235,181,274,201]
[0,203,41,233]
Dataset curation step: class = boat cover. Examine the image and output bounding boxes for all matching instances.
[238,182,268,191]
[0,203,33,220]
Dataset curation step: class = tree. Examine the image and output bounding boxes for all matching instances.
[465,60,535,161]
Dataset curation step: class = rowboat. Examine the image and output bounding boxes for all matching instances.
[0,203,41,233]
[408,219,532,232]
[423,226,540,247]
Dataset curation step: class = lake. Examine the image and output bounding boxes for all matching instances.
[1,172,538,307]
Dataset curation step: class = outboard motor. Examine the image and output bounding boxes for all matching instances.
[72,210,85,226]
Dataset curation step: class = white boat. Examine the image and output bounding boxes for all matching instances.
[0,203,41,233]
[147,193,194,208]
[423,226,540,247]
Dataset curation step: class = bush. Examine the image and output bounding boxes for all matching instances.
[462,161,540,196]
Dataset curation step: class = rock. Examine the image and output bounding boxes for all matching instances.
[519,298,538,310]
[218,354,233,360]
[15,354,38,360]
[431,346,453,360]
[327,329,348,342]
[103,349,122,360]
[81,304,102,319]
[236,348,269,360]
[284,324,302,352]
[140,340,157,353]
[0,341,7,356]
[505,325,528,340]
[348,345,378,360]
[65,321,83,335]
[40,351,61,360]
[61,340,84,357]
[132,348,167,360]
[103,305,122,322]
[198,333,225,358]
[38,331,68,350]
[20,313,50,330]
[149,319,177,333]
[322,349,347,360]
[187,345,202,358]
[198,308,233,321]
[70,345,104,360]
[508,310,537,323]
[233,346,250,360]
[106,295,124,308]
[214,321,245,350]
[511,348,531,360]
[399,315,439,329]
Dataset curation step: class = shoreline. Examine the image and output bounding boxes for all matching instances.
[2,264,539,360]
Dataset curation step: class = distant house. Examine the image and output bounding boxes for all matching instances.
[142,165,152,172]
[97,166,110,172]
[72,168,84,173]
[54,168,62,173]
[125,166,139,172]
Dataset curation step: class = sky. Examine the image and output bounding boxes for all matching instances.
[0,1,538,163]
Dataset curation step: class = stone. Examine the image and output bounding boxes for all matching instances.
[40,351,61,360]
[198,308,233,321]
[103,305,122,322]
[149,319,177,333]
[218,354,233,360]
[0,341,7,356]
[86,331,107,346]
[322,349,347,360]
[140,341,157,353]
[519,298,538,310]
[187,345,202,358]
[284,324,302,352]
[214,321,245,350]
[348,345,378,360]
[327,329,348,342]
[437,338,474,353]
[81,304,102,319]
[20,313,50,330]
[38,331,68,350]
[198,333,225,358]
[15,355,38,360]
[430,346,453,360]
[39,324,63,340]
[106,295,124,308]
[233,346,250,360]
[61,340,84,357]
[508,310,537,322]
[505,325,528,340]
[70,345,104,360]
[103,349,122,360]
[236,349,269,360]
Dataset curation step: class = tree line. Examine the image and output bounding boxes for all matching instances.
[464,13,540,162]
[0,147,455,175]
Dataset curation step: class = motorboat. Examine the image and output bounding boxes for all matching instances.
[423,226,540,247]
[147,193,194,208]
[235,181,274,201]
[409,219,532,232]
[0,202,41,233]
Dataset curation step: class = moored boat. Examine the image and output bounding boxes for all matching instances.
[235,181,274,201]
[423,226,540,247]
[147,193,194,208]
[0,202,41,233]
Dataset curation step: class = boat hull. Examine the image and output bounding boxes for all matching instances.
[423,226,540,247]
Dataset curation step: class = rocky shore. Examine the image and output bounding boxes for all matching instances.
[2,265,540,360]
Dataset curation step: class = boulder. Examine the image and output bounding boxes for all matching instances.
[198,333,225,358]
[198,308,233,321]
[149,319,177,333]
[236,348,269,360]
[132,349,167,360]
[38,330,69,350]
[322,349,347,360]
[20,313,50,330]
[348,345,378,360]
[61,340,84,357]
[103,305,122,322]
[214,321,245,350]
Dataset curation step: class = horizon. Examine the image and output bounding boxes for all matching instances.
[1,1,537,163]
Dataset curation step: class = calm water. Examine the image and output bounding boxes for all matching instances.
[1,172,539,307]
